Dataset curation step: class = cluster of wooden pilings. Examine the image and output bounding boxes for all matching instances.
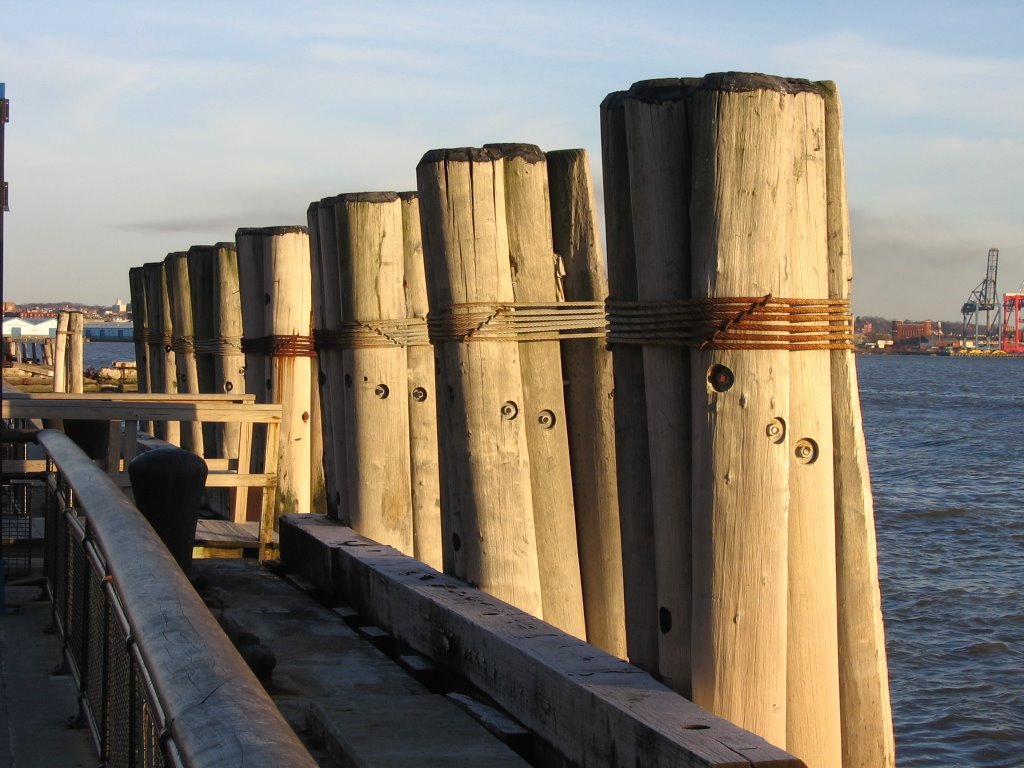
[127,72,893,768]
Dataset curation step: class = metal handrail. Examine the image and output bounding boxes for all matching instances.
[35,429,315,768]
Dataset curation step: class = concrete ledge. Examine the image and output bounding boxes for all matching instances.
[280,514,804,768]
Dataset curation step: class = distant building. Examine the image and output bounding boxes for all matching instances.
[891,320,933,343]
[2,316,57,337]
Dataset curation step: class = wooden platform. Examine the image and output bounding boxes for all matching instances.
[194,519,278,558]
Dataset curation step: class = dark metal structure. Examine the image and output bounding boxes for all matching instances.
[961,247,1000,349]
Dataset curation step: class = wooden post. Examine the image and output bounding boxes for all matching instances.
[211,242,247,456]
[417,148,544,619]
[400,191,443,570]
[331,193,414,554]
[53,310,69,392]
[780,87,843,768]
[485,143,586,639]
[301,222,327,516]
[129,266,152,399]
[263,226,313,517]
[143,261,180,444]
[187,245,219,453]
[820,80,895,768]
[310,197,349,522]
[688,73,811,747]
[623,79,694,695]
[165,251,204,453]
[547,147,627,659]
[600,91,659,675]
[66,310,85,394]
[235,230,268,405]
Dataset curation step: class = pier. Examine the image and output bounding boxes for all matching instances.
[2,72,895,767]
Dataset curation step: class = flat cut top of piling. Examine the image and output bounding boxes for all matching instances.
[483,143,546,163]
[187,244,218,255]
[418,146,502,166]
[398,190,418,201]
[699,71,819,94]
[235,225,308,237]
[214,241,237,252]
[624,72,821,103]
[336,191,401,204]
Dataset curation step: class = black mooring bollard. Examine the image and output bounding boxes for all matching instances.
[128,447,208,576]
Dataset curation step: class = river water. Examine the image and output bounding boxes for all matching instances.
[859,355,1023,767]
[83,345,1020,764]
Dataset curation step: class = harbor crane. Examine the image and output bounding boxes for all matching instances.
[961,247,1000,349]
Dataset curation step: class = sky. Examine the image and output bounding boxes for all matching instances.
[1,1,1021,322]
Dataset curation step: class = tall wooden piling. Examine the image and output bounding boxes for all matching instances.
[143,261,180,443]
[687,73,798,747]
[206,243,247,457]
[261,226,314,517]
[302,212,330,518]
[187,246,220,450]
[129,266,152,399]
[546,148,627,657]
[783,87,842,768]
[820,80,895,768]
[165,251,204,453]
[332,193,414,554]
[417,148,544,619]
[66,311,84,393]
[399,191,443,570]
[52,311,69,393]
[485,143,586,639]
[310,197,349,521]
[623,79,695,694]
[600,92,659,674]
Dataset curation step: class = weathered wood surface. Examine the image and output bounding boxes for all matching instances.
[688,73,799,748]
[212,243,246,462]
[187,245,220,454]
[235,229,269,407]
[311,197,349,521]
[820,80,896,768]
[547,147,627,658]
[399,191,442,570]
[281,514,803,768]
[52,311,69,392]
[263,226,313,517]
[783,87,842,768]
[165,251,204,453]
[37,429,315,767]
[486,143,586,639]
[600,91,659,675]
[335,193,413,554]
[66,310,85,394]
[143,261,180,444]
[624,79,694,694]
[128,266,152,400]
[417,148,544,619]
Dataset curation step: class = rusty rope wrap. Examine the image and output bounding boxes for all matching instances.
[193,337,244,356]
[144,330,173,347]
[427,302,608,343]
[241,335,318,358]
[169,336,195,355]
[315,318,430,350]
[606,295,854,350]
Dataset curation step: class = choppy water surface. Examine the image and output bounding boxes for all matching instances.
[858,355,1023,767]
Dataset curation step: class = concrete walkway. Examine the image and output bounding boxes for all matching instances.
[0,585,96,768]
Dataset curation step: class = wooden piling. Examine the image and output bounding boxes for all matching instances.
[399,191,443,570]
[820,80,895,768]
[546,147,627,658]
[600,91,659,675]
[143,261,180,444]
[165,251,204,453]
[52,310,69,393]
[263,226,314,517]
[623,79,695,694]
[485,143,586,639]
[330,193,414,553]
[211,242,247,459]
[129,266,152,400]
[417,148,544,619]
[310,197,349,521]
[66,311,85,393]
[235,230,269,407]
[688,73,813,747]
[187,245,220,453]
[302,213,328,517]
[781,86,842,768]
